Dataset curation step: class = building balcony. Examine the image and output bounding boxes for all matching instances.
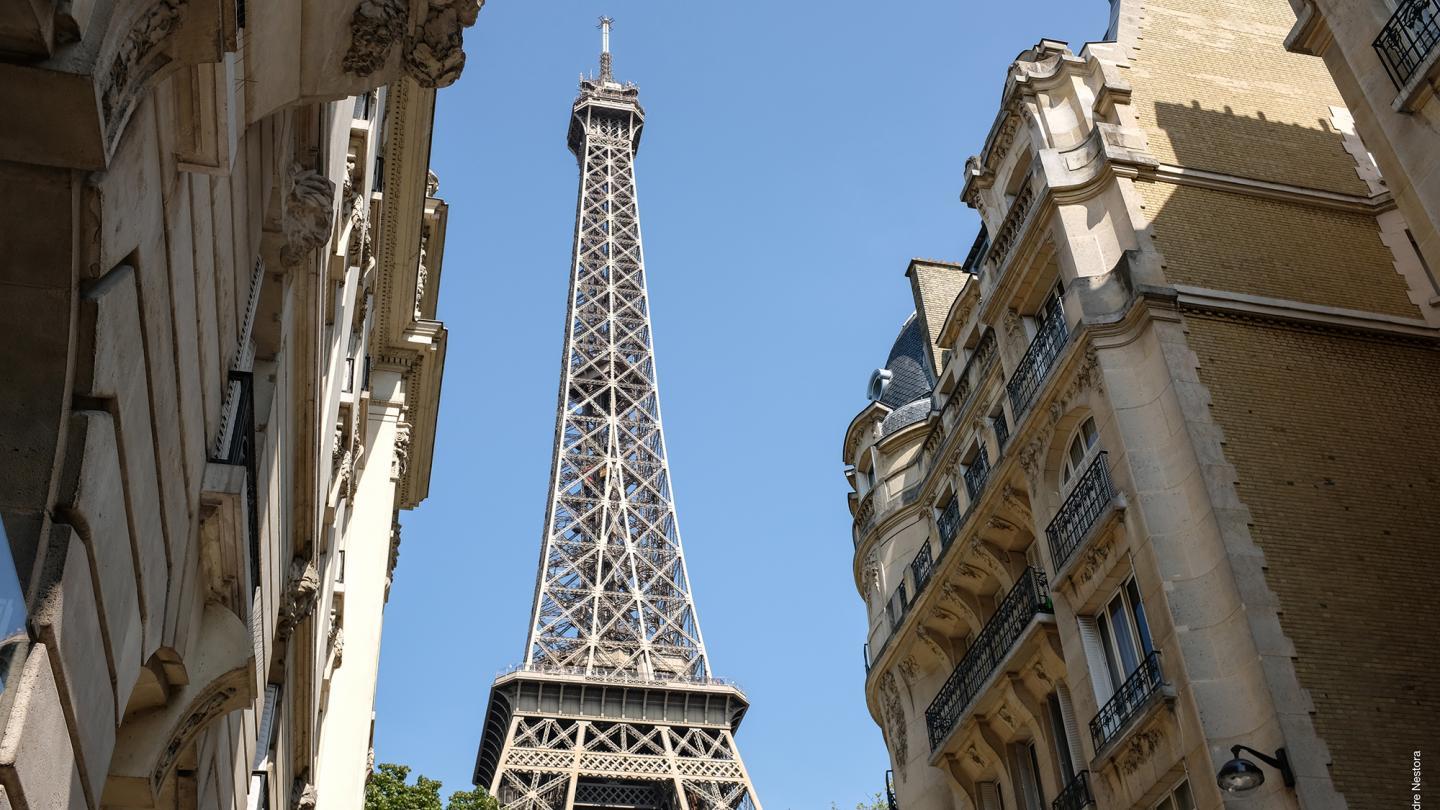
[937,497,963,550]
[1089,650,1167,753]
[925,567,1054,752]
[963,448,991,502]
[1052,771,1093,810]
[1006,306,1069,418]
[1046,452,1123,576]
[984,172,1038,289]
[1374,0,1440,91]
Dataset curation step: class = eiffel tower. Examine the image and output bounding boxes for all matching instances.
[472,19,762,810]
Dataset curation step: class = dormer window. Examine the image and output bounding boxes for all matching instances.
[867,368,893,402]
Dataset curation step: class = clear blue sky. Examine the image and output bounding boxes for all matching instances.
[375,2,1099,807]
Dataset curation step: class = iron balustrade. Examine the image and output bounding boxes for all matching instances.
[1374,0,1440,89]
[1089,650,1164,750]
[911,543,936,591]
[1045,452,1116,572]
[925,568,1053,750]
[1007,306,1069,417]
[886,770,899,810]
[1052,771,1093,810]
[964,448,991,502]
[937,498,963,549]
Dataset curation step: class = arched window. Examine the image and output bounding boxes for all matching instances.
[1060,416,1099,487]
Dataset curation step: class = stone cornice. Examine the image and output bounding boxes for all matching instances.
[1141,162,1396,214]
[1174,285,1440,343]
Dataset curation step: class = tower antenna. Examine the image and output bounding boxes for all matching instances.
[598,16,614,82]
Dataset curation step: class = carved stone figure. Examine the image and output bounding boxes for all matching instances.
[277,558,320,639]
[343,0,408,77]
[384,521,402,600]
[878,671,909,775]
[280,164,336,267]
[404,0,485,88]
[392,412,413,478]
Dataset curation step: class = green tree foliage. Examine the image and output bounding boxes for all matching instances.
[364,763,500,810]
[444,786,501,810]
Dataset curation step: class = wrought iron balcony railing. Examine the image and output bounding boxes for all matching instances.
[1046,452,1116,572]
[1089,650,1164,750]
[1374,0,1440,89]
[1006,307,1069,418]
[963,447,991,502]
[911,542,935,591]
[886,770,899,810]
[937,498,963,550]
[925,567,1053,749]
[1052,771,1093,810]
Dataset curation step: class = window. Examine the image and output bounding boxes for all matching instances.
[1012,741,1046,810]
[1154,779,1195,810]
[1061,417,1099,487]
[1088,578,1154,697]
[1047,692,1078,780]
[868,368,893,401]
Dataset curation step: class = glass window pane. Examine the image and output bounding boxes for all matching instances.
[1174,780,1195,810]
[1126,579,1155,655]
[1096,613,1123,690]
[1108,595,1140,677]
[1154,796,1176,810]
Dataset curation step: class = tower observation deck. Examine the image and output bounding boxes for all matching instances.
[471,19,763,810]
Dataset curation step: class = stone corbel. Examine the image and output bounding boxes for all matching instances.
[280,163,337,267]
[276,557,320,640]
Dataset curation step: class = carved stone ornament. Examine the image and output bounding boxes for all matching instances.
[1032,662,1053,686]
[995,704,1016,728]
[898,656,919,685]
[343,0,408,77]
[1001,483,1031,517]
[957,563,983,580]
[277,558,320,638]
[291,778,317,810]
[862,550,882,596]
[1076,535,1112,583]
[151,683,240,790]
[404,0,485,88]
[1117,729,1164,774]
[878,672,909,774]
[392,411,413,478]
[426,170,441,197]
[384,520,402,599]
[1003,308,1023,338]
[280,164,336,267]
[102,0,186,144]
[365,747,376,781]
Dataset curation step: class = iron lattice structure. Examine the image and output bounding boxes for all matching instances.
[474,21,762,810]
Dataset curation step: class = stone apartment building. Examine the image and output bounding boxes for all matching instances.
[0,1,475,808]
[1284,0,1440,296]
[846,2,1440,810]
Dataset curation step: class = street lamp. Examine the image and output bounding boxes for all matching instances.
[1216,745,1295,793]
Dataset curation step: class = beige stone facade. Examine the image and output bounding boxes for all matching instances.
[847,3,1440,810]
[1285,0,1440,303]
[0,1,473,808]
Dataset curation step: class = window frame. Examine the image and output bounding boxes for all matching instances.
[1059,416,1100,491]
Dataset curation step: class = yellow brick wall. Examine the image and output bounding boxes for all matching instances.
[1128,0,1368,196]
[1137,180,1420,318]
[1185,314,1440,808]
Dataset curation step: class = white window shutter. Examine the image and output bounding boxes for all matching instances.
[980,781,1003,810]
[1077,616,1113,703]
[1057,684,1086,772]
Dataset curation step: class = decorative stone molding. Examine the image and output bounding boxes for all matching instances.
[403,0,484,88]
[1031,662,1053,686]
[914,625,948,666]
[862,549,881,596]
[1003,308,1023,338]
[342,0,408,77]
[897,656,919,685]
[280,164,336,267]
[102,0,186,146]
[277,558,320,639]
[291,778,317,810]
[152,682,241,790]
[1074,534,1113,586]
[878,671,909,776]
[1001,483,1030,517]
[426,170,441,197]
[384,520,402,600]
[392,410,413,478]
[414,228,430,318]
[1116,729,1163,775]
[995,703,1016,729]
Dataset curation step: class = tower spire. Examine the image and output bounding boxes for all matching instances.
[598,16,614,83]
